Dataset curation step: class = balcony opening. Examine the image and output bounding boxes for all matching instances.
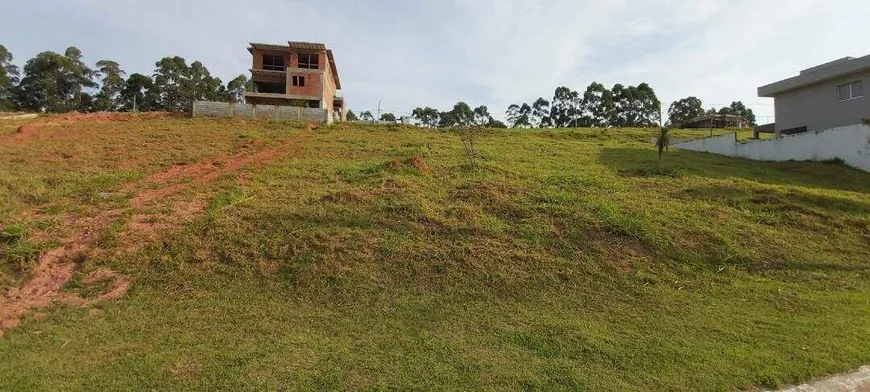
[253,81,286,94]
[262,55,285,71]
[298,53,319,69]
[287,99,321,108]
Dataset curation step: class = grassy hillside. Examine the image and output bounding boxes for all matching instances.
[1,114,868,390]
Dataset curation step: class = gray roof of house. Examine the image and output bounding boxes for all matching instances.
[758,54,870,97]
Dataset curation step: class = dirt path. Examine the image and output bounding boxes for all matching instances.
[0,132,307,337]
[776,366,870,391]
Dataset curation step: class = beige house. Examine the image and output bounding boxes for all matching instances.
[758,54,868,137]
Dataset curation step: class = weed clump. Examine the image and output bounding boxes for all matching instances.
[385,156,429,173]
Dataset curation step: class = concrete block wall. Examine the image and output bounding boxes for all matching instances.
[192,101,328,123]
[672,124,870,172]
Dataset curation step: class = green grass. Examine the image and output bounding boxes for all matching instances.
[1,116,868,390]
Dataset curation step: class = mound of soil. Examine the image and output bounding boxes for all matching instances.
[407,156,429,172]
[16,124,36,135]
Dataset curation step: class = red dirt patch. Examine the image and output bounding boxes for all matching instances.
[0,243,87,335]
[407,156,429,172]
[58,111,169,124]
[0,132,307,336]
[16,124,36,135]
[1,112,172,147]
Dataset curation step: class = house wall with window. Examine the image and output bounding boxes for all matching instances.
[252,50,290,70]
[286,71,322,97]
[250,48,327,98]
[245,42,343,123]
[773,70,869,133]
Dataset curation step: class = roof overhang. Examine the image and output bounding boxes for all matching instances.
[248,43,293,54]
[288,41,326,51]
[327,50,341,90]
[758,54,870,97]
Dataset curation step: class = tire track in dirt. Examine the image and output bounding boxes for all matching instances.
[0,133,307,337]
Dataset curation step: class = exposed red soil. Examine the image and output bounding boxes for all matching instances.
[57,111,169,124]
[407,156,429,172]
[1,112,172,147]
[0,242,88,336]
[387,156,430,172]
[0,132,307,337]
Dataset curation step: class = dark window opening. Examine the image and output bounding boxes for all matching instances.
[254,81,286,94]
[308,100,320,108]
[292,76,306,87]
[781,126,808,136]
[298,53,319,69]
[262,55,285,71]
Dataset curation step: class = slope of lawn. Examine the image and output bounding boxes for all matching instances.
[0,115,868,390]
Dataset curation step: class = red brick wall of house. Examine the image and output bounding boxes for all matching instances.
[252,49,295,70]
[286,72,322,97]
[251,49,329,72]
[250,48,336,100]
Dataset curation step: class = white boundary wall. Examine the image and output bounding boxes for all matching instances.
[672,124,870,172]
[192,101,329,123]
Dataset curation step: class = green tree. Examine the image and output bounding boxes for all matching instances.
[532,97,551,128]
[359,110,374,121]
[77,92,96,113]
[506,103,532,128]
[93,60,126,111]
[440,101,473,127]
[580,82,614,127]
[63,47,97,112]
[719,101,756,126]
[346,109,358,121]
[656,125,670,160]
[472,105,492,127]
[16,47,96,112]
[412,107,441,127]
[187,60,223,103]
[486,118,507,128]
[380,112,396,122]
[0,45,19,110]
[118,73,157,112]
[225,74,248,103]
[550,86,581,127]
[611,83,660,127]
[152,56,189,112]
[668,96,704,127]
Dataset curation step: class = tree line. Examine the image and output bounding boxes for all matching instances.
[343,103,507,128]
[505,82,662,129]
[667,97,756,127]
[1,44,758,128]
[0,44,248,113]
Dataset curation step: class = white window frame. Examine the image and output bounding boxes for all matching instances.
[837,80,863,102]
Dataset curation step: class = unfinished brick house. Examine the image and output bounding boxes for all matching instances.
[245,41,346,123]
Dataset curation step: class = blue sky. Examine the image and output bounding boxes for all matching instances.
[2,0,869,122]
